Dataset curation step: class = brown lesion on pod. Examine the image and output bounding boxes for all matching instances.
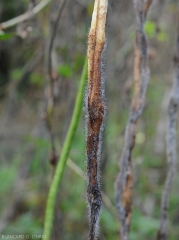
[87,42,105,190]
[86,1,108,239]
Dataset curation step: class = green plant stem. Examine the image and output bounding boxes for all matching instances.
[43,57,87,240]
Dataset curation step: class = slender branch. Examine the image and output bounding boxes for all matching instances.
[43,57,88,240]
[0,0,51,30]
[86,1,108,239]
[48,0,66,82]
[115,1,152,240]
[46,0,67,165]
[157,23,179,240]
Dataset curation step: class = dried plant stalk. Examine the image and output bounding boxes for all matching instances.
[115,1,152,239]
[46,0,66,165]
[157,24,179,240]
[86,1,108,239]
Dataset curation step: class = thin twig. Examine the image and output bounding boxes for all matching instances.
[0,0,51,30]
[48,0,66,83]
[46,0,67,165]
[157,23,179,240]
[115,1,152,240]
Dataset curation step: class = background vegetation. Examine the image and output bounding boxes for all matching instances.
[0,0,179,239]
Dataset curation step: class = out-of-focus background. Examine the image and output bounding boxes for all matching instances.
[0,0,179,239]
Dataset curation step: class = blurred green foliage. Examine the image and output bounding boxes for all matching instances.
[57,64,72,78]
[145,21,156,39]
[4,213,43,236]
[29,73,43,87]
[0,30,14,41]
[11,68,23,81]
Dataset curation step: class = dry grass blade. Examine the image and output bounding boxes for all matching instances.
[115,1,152,240]
[85,0,108,239]
[157,23,179,240]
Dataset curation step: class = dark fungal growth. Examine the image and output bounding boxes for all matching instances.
[85,1,108,239]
